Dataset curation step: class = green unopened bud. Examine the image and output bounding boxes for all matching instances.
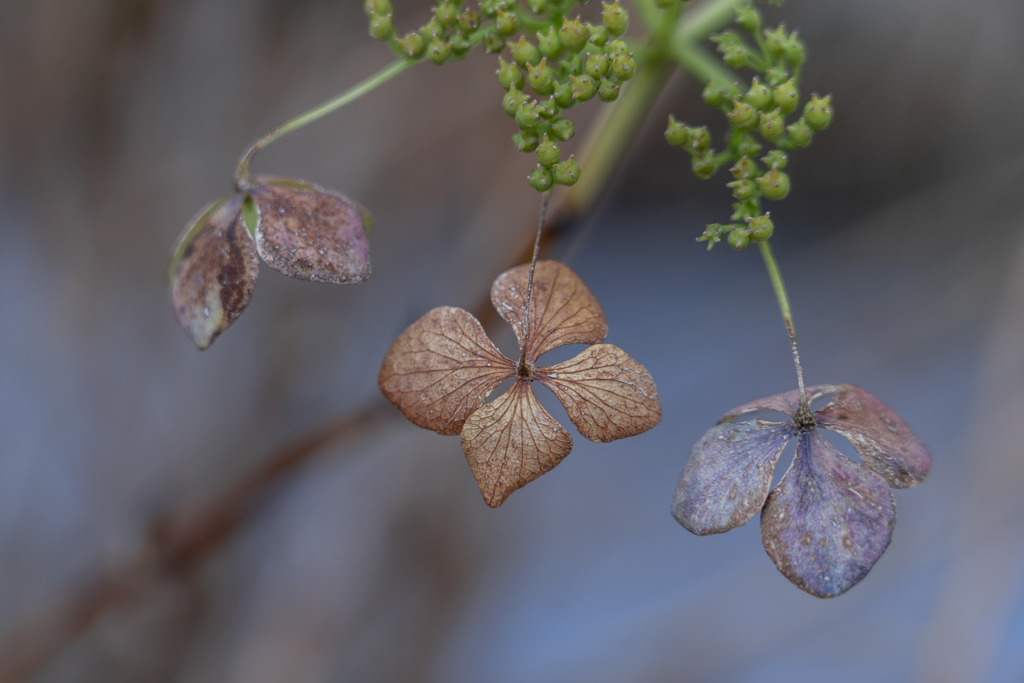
[688,126,711,151]
[511,37,540,66]
[598,79,619,101]
[483,30,506,54]
[495,9,519,36]
[727,178,758,201]
[515,100,543,129]
[758,108,784,141]
[528,0,547,12]
[757,167,791,200]
[606,39,628,57]
[457,9,480,35]
[728,100,758,131]
[731,156,758,179]
[553,80,574,108]
[420,18,443,41]
[450,34,471,58]
[610,53,636,80]
[497,58,523,90]
[569,74,597,102]
[529,166,554,192]
[588,23,610,46]
[711,30,741,50]
[773,78,799,114]
[746,77,773,111]
[364,0,392,16]
[552,157,581,186]
[602,2,628,37]
[434,1,459,26]
[703,80,724,108]
[665,115,688,147]
[804,94,832,130]
[747,213,774,241]
[585,53,610,79]
[537,97,558,119]
[560,17,588,53]
[527,59,555,95]
[537,27,563,59]
[369,13,394,41]
[731,200,759,221]
[765,65,788,87]
[786,117,813,147]
[736,135,762,158]
[728,228,751,251]
[514,132,540,152]
[783,31,806,66]
[735,6,761,33]
[764,25,787,58]
[397,32,426,58]
[692,150,717,180]
[428,37,451,65]
[550,117,576,141]
[762,149,788,170]
[536,135,561,167]
[722,46,747,69]
[502,84,529,116]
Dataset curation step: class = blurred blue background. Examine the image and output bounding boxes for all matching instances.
[2,0,1024,681]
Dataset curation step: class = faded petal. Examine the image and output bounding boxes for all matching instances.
[537,344,661,442]
[251,176,371,284]
[170,195,258,350]
[461,380,573,507]
[379,307,515,435]
[490,260,608,362]
[672,421,793,535]
[720,384,838,422]
[815,384,931,488]
[761,429,896,598]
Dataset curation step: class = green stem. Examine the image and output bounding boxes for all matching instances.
[757,240,808,405]
[235,57,418,191]
[671,43,740,90]
[673,0,752,45]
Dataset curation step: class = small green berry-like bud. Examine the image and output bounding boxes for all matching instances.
[606,39,628,57]
[569,74,597,102]
[498,58,524,90]
[560,17,588,53]
[703,81,724,108]
[364,0,392,16]
[773,78,799,114]
[552,157,581,186]
[450,33,471,59]
[369,13,394,41]
[722,46,747,69]
[550,117,576,141]
[495,9,519,36]
[554,80,575,108]
[765,65,789,87]
[537,27,563,59]
[529,167,554,192]
[665,115,688,147]
[428,37,452,65]
[537,97,558,119]
[762,149,788,170]
[587,23,610,47]
[728,228,751,251]
[736,135,762,158]
[528,0,548,13]
[397,32,426,58]
[602,2,628,37]
[434,1,459,27]
[610,53,637,80]
[731,200,759,222]
[804,94,833,130]
[457,9,481,35]
[786,118,813,147]
[735,6,761,33]
[585,53,610,79]
[727,178,758,201]
[502,84,530,116]
[514,132,540,153]
[747,213,774,241]
[728,100,758,131]
[527,59,555,95]
[536,135,561,167]
[511,37,540,67]
[745,77,773,111]
[689,126,711,151]
[783,32,806,66]
[764,25,787,58]
[420,18,444,41]
[598,79,620,102]
[758,108,784,141]
[757,167,791,200]
[515,100,543,129]
[692,150,717,180]
[483,30,506,54]
[731,156,758,179]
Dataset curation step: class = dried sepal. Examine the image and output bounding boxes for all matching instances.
[537,343,661,442]
[460,380,573,507]
[379,307,515,435]
[673,420,793,535]
[761,430,896,598]
[814,384,931,488]
[490,260,608,361]
[170,195,259,350]
[719,384,837,422]
[251,175,372,284]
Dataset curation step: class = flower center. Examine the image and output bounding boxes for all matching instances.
[793,400,816,432]
[516,359,535,380]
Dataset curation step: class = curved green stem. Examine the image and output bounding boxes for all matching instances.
[758,240,808,406]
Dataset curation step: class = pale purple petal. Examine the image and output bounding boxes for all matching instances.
[815,384,931,488]
[760,429,896,598]
[720,385,838,422]
[672,420,793,535]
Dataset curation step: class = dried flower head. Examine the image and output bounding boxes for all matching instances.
[672,384,931,598]
[379,260,662,506]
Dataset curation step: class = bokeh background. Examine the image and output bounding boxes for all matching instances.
[2,0,1024,681]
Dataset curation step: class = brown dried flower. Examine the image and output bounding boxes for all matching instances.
[379,260,662,507]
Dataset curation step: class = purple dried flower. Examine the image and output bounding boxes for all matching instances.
[672,383,931,598]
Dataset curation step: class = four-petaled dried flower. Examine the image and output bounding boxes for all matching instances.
[672,384,931,598]
[379,260,662,506]
[169,175,373,349]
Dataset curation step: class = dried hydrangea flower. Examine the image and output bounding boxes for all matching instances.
[672,384,931,598]
[379,260,662,507]
[169,175,373,349]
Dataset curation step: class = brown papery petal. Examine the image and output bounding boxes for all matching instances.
[251,176,371,284]
[720,384,838,423]
[537,344,661,442]
[171,195,258,350]
[460,380,573,507]
[379,307,515,435]
[490,260,608,362]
